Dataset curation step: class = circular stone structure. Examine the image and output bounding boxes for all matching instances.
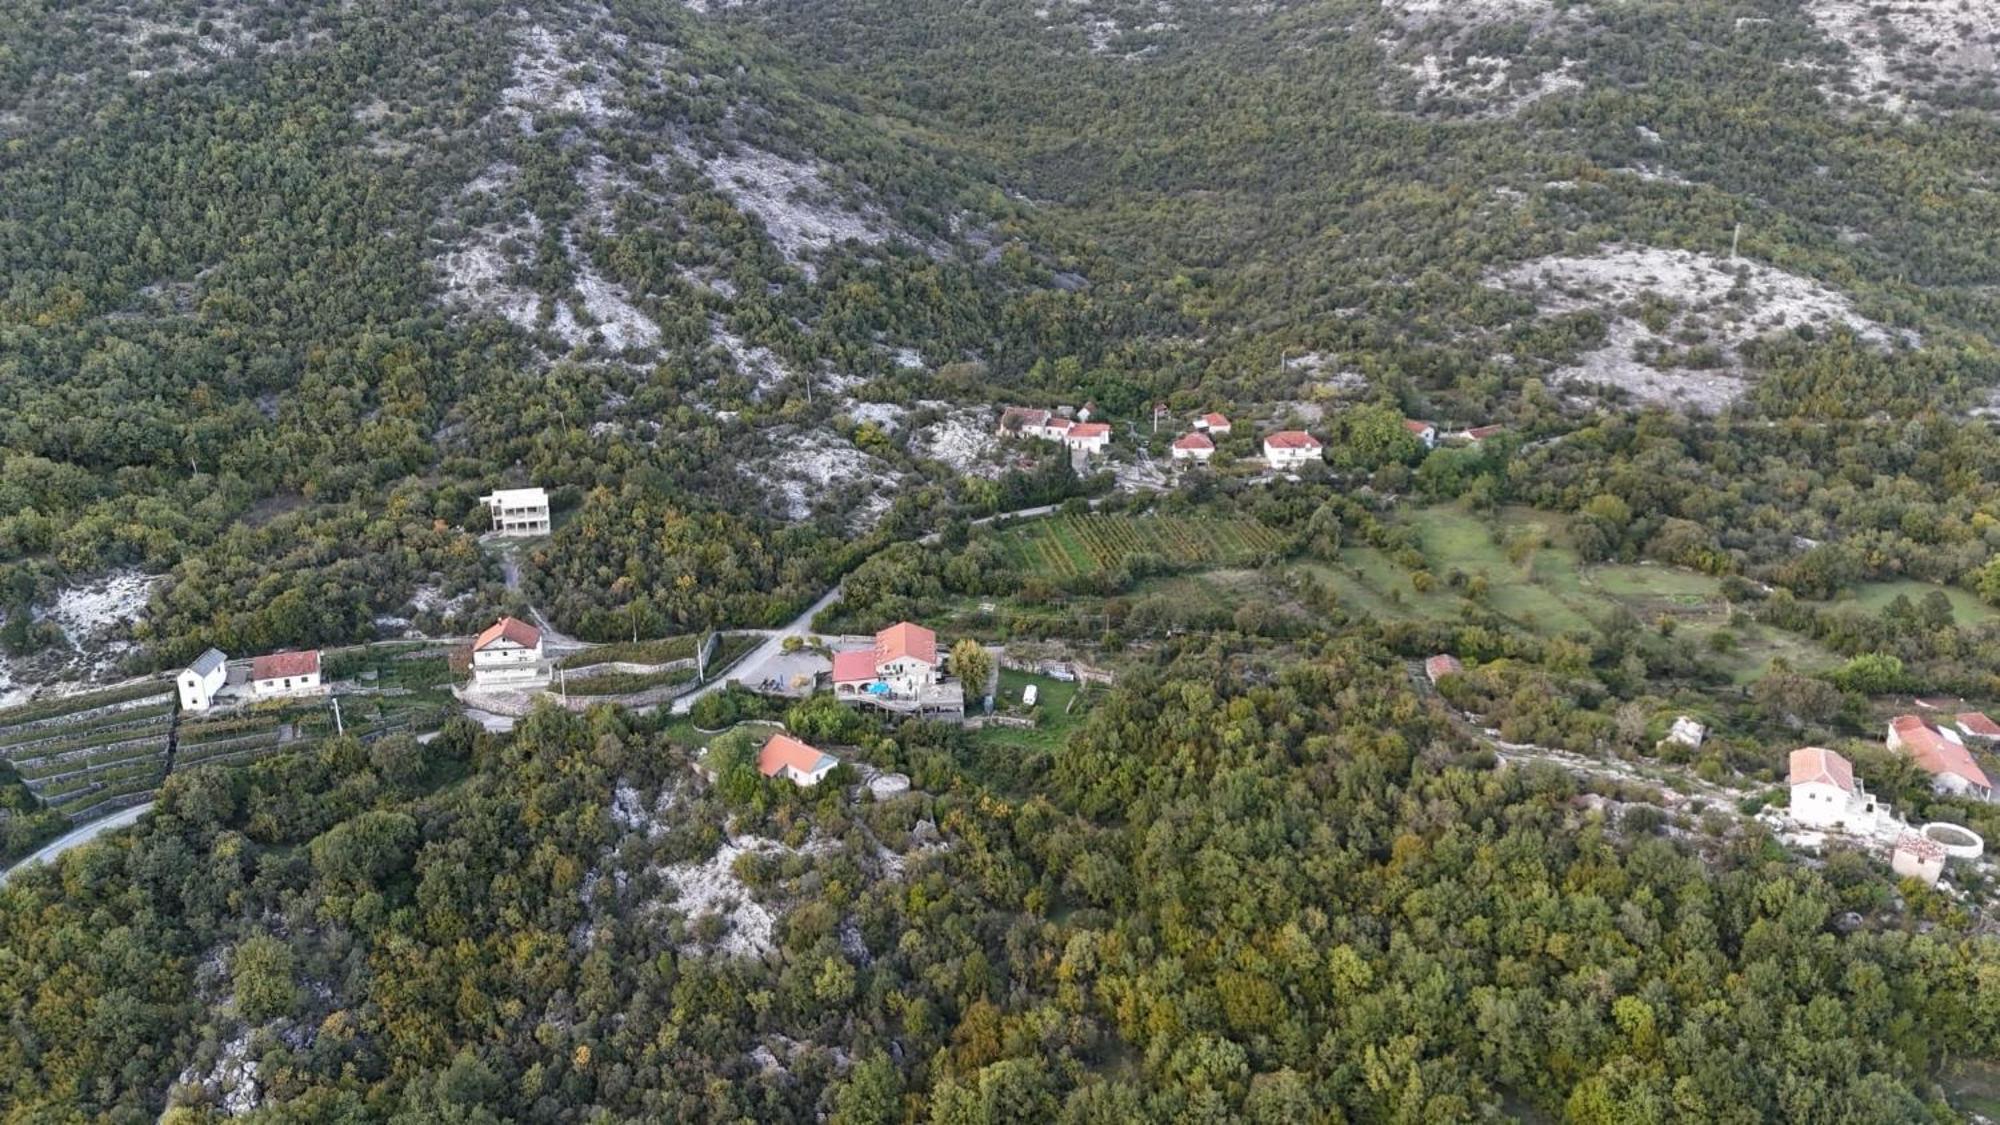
[1920,822,1984,860]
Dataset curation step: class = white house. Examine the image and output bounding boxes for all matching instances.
[1263,431,1323,469]
[1789,746,1881,832]
[1888,715,1993,799]
[250,650,323,698]
[177,648,227,712]
[481,487,551,536]
[1193,412,1232,435]
[471,616,547,687]
[1065,422,1112,455]
[1171,432,1215,462]
[759,733,839,787]
[1404,419,1439,449]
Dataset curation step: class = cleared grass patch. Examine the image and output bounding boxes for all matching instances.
[1836,581,2000,627]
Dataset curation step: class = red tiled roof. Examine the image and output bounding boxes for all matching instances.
[1173,433,1214,450]
[474,616,541,651]
[876,621,937,666]
[1068,422,1111,439]
[1265,431,1321,450]
[1000,407,1050,431]
[1044,417,1074,434]
[1895,832,1948,862]
[1464,424,1504,440]
[1959,712,2000,738]
[1789,746,1855,793]
[1404,418,1435,434]
[1425,654,1463,681]
[831,649,878,683]
[759,733,834,778]
[251,650,319,681]
[1891,715,1993,791]
[1202,412,1231,429]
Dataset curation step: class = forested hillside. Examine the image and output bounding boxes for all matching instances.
[10,0,2000,1119]
[6,0,2000,683]
[7,661,1999,1120]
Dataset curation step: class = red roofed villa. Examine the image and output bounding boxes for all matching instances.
[1263,430,1323,469]
[250,650,323,698]
[831,621,966,718]
[1194,412,1233,434]
[1065,421,1112,455]
[471,615,547,687]
[834,622,940,695]
[1888,715,1993,799]
[759,733,840,787]
[1172,432,1215,463]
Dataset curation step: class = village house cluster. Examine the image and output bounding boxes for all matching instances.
[1785,730,1990,888]
[997,404,1111,456]
[174,646,328,713]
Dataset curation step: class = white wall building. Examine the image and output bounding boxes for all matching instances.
[1065,422,1111,456]
[1404,419,1439,449]
[481,487,551,536]
[471,616,547,687]
[1789,746,1881,832]
[177,648,227,712]
[250,650,323,698]
[759,734,839,787]
[1263,431,1322,469]
[1171,433,1214,462]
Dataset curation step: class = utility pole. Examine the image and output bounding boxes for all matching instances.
[331,696,344,736]
[1730,222,1743,260]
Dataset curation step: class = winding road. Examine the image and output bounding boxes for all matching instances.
[0,801,153,886]
[669,585,846,715]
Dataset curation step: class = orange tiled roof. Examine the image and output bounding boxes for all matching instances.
[251,650,319,681]
[473,616,541,651]
[1789,746,1855,793]
[876,621,937,666]
[759,734,834,778]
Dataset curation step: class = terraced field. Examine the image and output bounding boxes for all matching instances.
[991,514,1289,578]
[0,682,176,820]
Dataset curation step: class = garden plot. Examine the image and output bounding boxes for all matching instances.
[1803,0,2000,115]
[1486,245,1915,412]
[989,513,1288,578]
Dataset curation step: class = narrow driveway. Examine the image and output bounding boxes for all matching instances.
[0,801,153,886]
[669,585,846,715]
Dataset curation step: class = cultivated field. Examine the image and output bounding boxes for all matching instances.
[1312,506,1843,682]
[990,513,1287,578]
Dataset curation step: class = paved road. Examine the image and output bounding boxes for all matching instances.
[669,585,847,715]
[0,801,153,886]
